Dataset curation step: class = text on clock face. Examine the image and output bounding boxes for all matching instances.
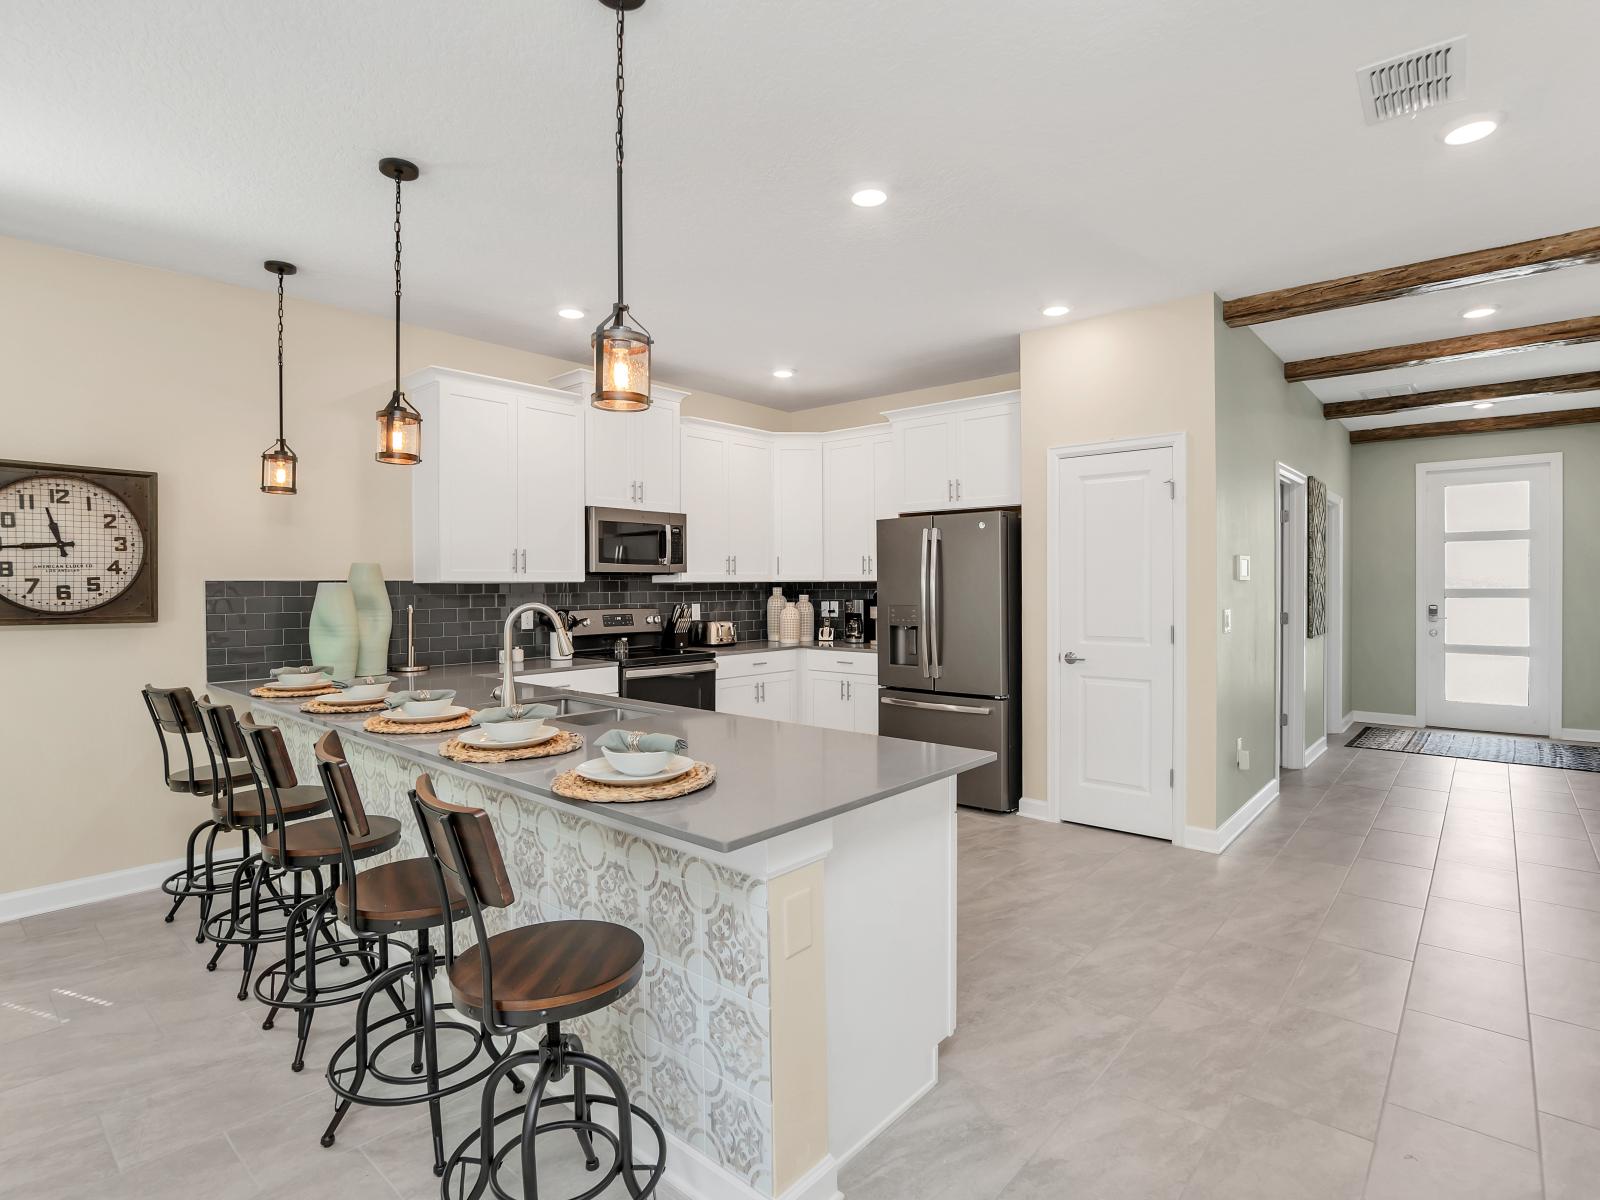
[0,475,146,613]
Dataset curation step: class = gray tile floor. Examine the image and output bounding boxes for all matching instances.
[5,744,1598,1198]
[841,745,1600,1200]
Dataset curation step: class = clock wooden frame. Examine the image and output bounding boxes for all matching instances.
[0,460,159,627]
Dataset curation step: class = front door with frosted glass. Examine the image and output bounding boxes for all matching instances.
[1420,456,1559,736]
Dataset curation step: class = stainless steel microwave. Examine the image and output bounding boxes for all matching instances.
[585,507,687,575]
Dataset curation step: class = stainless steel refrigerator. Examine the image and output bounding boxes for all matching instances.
[877,510,1021,812]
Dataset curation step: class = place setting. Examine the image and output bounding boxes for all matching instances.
[249,664,340,699]
[438,702,585,763]
[550,729,715,804]
[298,674,396,714]
[362,688,475,735]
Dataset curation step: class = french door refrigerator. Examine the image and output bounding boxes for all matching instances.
[877,510,1021,812]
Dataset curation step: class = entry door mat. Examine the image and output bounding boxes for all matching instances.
[1347,725,1600,771]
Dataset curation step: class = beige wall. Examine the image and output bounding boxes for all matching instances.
[1020,294,1219,828]
[0,236,768,896]
[785,372,1020,433]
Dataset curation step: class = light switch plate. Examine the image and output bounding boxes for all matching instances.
[1223,608,1233,633]
[1234,555,1252,581]
[1236,737,1250,771]
[520,611,535,630]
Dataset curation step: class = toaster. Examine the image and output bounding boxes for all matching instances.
[704,621,738,645]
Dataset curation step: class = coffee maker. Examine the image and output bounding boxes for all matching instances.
[841,599,867,645]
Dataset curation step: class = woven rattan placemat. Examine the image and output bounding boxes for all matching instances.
[363,710,476,736]
[300,698,388,715]
[549,762,715,804]
[251,684,338,699]
[437,729,585,764]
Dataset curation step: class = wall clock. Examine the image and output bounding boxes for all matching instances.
[0,460,158,626]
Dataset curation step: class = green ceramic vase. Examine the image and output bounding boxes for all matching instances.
[308,581,359,679]
[347,562,392,676]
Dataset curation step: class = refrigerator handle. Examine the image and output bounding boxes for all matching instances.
[918,526,932,679]
[881,696,991,716]
[928,526,943,679]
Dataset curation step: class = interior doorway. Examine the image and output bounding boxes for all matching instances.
[1323,491,1345,741]
[1276,465,1307,771]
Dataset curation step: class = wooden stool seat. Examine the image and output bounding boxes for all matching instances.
[212,784,328,827]
[168,758,254,794]
[448,920,645,1026]
[261,814,402,868]
[333,858,467,931]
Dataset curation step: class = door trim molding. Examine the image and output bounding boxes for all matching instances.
[1413,452,1564,735]
[1276,464,1309,772]
[1045,432,1188,846]
[1324,491,1345,737]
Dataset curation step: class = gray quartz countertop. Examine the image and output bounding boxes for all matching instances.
[709,641,877,657]
[214,670,989,856]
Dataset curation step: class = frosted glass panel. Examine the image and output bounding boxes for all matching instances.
[1445,597,1530,647]
[1445,653,1529,707]
[1445,480,1530,532]
[1445,539,1529,589]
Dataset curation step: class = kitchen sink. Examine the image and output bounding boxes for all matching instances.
[537,697,652,726]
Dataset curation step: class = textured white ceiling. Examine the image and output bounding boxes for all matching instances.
[3,0,1598,412]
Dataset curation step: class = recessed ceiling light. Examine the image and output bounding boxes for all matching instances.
[772,368,795,379]
[558,307,585,320]
[1461,305,1498,320]
[1472,401,1496,410]
[1041,304,1071,318]
[851,188,887,208]
[1443,117,1498,146]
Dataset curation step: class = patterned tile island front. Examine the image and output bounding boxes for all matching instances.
[224,675,985,1200]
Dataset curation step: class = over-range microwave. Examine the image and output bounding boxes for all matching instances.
[585,506,687,575]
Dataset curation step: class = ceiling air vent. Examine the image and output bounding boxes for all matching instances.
[1357,37,1467,125]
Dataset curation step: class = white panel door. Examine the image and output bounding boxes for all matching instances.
[897,415,954,511]
[1420,457,1557,735]
[515,393,585,580]
[584,406,636,508]
[726,434,774,579]
[823,438,874,579]
[680,426,728,577]
[807,673,856,730]
[1056,446,1175,838]
[630,403,680,512]
[436,384,520,581]
[774,442,823,579]
[953,403,1021,507]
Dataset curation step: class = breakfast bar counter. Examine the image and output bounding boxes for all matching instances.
[213,670,990,1200]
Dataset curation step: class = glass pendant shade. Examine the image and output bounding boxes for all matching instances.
[261,440,298,495]
[592,317,652,411]
[375,392,422,465]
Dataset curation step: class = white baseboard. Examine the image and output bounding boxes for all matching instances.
[1559,728,1600,745]
[0,856,185,924]
[1332,711,1355,735]
[1304,736,1328,766]
[1349,710,1421,728]
[1185,777,1280,855]
[1018,795,1053,823]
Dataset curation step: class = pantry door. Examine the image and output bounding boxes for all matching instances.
[1418,454,1561,736]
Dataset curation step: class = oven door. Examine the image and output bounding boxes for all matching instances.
[620,661,717,710]
[587,507,686,574]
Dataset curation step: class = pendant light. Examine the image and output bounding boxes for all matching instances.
[375,157,423,464]
[259,260,299,494]
[591,0,653,412]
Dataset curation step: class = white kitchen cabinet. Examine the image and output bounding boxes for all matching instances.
[887,391,1020,511]
[805,670,877,733]
[514,664,619,696]
[673,421,774,580]
[408,368,584,583]
[822,431,893,580]
[548,370,685,512]
[680,424,729,577]
[716,670,796,722]
[872,432,900,521]
[726,433,774,579]
[772,438,823,580]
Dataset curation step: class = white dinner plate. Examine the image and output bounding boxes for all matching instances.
[573,754,695,787]
[457,726,560,750]
[261,680,330,693]
[318,693,386,707]
[382,705,471,724]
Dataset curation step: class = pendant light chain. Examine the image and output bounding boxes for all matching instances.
[275,267,286,441]
[393,174,404,388]
[615,5,626,306]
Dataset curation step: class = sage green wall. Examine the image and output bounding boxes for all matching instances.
[1214,301,1352,824]
[1349,426,1600,731]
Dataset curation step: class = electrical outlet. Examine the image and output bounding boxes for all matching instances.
[1223,608,1233,634]
[1236,737,1250,771]
[520,611,535,630]
[1234,554,1251,581]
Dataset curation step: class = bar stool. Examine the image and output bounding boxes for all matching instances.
[193,699,331,995]
[412,774,666,1200]
[240,718,406,1072]
[312,732,525,1177]
[140,685,254,937]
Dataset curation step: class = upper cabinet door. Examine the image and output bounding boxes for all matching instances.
[823,437,874,579]
[896,414,954,511]
[433,381,520,582]
[516,392,585,581]
[774,441,823,580]
[953,399,1021,507]
[726,434,774,579]
[584,406,636,509]
[871,432,900,522]
[680,425,729,577]
[630,403,680,512]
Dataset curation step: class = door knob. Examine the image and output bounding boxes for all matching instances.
[1061,651,1087,664]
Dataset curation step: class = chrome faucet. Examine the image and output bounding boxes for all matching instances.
[499,602,574,714]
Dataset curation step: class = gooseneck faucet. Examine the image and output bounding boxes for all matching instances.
[500,602,574,714]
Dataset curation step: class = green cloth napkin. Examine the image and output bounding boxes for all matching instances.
[476,704,556,724]
[383,689,456,709]
[594,729,688,755]
[271,664,332,678]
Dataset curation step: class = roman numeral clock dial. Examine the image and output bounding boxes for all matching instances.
[0,475,147,613]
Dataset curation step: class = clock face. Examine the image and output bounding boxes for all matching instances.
[0,475,147,614]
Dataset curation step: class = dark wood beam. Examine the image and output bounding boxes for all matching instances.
[1284,316,1600,382]
[1349,406,1600,444]
[1322,370,1600,419]
[1223,225,1600,326]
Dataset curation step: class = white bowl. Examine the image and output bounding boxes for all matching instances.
[482,717,549,744]
[276,671,327,688]
[338,679,393,702]
[403,692,456,718]
[601,747,674,777]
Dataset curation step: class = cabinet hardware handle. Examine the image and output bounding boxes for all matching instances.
[956,479,962,501]
[752,661,768,666]
[867,554,873,573]
[947,479,953,501]
[521,549,526,572]
[640,481,645,504]
[840,680,845,701]
[733,555,737,574]
[511,548,518,574]
[776,555,780,575]
[846,681,852,700]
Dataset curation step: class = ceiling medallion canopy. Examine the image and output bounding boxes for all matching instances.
[375,156,423,465]
[259,260,299,495]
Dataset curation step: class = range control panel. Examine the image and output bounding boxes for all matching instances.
[566,607,664,639]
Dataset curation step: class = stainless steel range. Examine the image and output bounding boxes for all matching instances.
[565,606,718,710]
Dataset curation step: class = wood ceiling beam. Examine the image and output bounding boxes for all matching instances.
[1349,406,1600,444]
[1322,370,1600,419]
[1223,225,1600,326]
[1283,316,1600,382]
